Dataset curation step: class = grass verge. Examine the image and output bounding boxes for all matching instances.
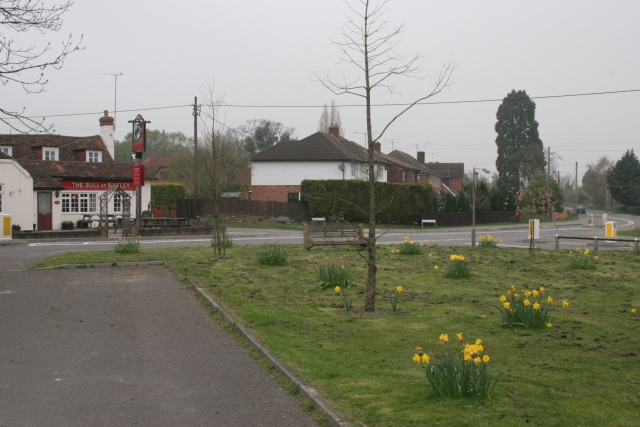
[35,245,640,427]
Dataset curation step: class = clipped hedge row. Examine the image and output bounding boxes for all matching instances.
[151,183,187,206]
[617,205,640,216]
[301,179,434,224]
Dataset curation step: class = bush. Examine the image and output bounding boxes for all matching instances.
[444,255,472,279]
[316,260,355,290]
[497,286,554,330]
[151,183,187,206]
[276,216,290,224]
[414,334,502,400]
[301,179,434,224]
[114,238,140,254]
[257,244,288,266]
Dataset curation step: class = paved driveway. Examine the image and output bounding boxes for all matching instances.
[0,267,317,427]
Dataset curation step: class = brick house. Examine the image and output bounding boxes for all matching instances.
[384,150,454,195]
[424,162,465,193]
[250,125,391,202]
[143,156,176,181]
[0,111,154,231]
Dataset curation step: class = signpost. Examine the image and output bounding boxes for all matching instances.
[128,114,150,230]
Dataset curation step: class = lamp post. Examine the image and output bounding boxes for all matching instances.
[471,168,490,247]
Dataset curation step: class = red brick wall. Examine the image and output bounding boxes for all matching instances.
[233,167,252,185]
[386,164,406,183]
[446,178,464,192]
[251,185,301,202]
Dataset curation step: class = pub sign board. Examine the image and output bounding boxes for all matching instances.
[131,114,147,153]
[133,163,145,187]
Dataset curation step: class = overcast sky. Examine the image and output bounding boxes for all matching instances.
[2,0,640,183]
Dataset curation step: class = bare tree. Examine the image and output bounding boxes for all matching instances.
[317,100,344,136]
[314,0,456,311]
[1,0,83,132]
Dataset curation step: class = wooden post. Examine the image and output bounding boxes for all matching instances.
[303,223,310,251]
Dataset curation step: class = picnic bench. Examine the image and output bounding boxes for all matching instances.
[303,223,367,251]
[421,219,436,227]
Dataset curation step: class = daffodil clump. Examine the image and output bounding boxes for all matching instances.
[477,234,502,247]
[497,285,566,330]
[257,243,289,266]
[395,236,422,255]
[388,286,403,313]
[444,254,472,279]
[413,333,502,400]
[569,248,598,270]
[113,237,141,254]
[334,285,353,313]
[315,259,355,290]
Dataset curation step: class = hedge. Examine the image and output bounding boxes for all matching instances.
[151,183,187,206]
[617,205,640,216]
[300,180,434,224]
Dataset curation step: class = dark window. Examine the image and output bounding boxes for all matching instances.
[288,193,300,203]
[402,170,407,182]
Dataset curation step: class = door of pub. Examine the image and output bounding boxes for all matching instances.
[37,192,52,230]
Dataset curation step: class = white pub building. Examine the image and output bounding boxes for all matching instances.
[0,111,153,231]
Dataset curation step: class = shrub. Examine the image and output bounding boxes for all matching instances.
[569,249,597,270]
[397,236,422,255]
[444,255,472,279]
[151,183,187,206]
[301,179,434,224]
[276,216,290,224]
[316,259,355,290]
[497,286,555,330]
[477,234,502,247]
[114,237,141,254]
[257,244,288,266]
[414,334,502,400]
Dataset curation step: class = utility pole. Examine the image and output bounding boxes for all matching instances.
[103,73,123,130]
[472,167,477,247]
[193,97,199,219]
[575,162,578,209]
[547,146,551,216]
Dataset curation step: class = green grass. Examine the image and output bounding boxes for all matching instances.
[618,226,640,237]
[113,238,140,254]
[35,245,640,427]
[257,244,289,266]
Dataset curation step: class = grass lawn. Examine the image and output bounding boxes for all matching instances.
[619,226,640,237]
[36,243,640,427]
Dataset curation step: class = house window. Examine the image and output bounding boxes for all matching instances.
[61,193,97,213]
[0,146,12,156]
[0,184,3,212]
[159,172,168,180]
[43,147,59,161]
[351,163,357,177]
[376,165,384,179]
[402,170,407,182]
[414,172,419,182]
[114,194,122,212]
[87,150,102,162]
[288,193,300,203]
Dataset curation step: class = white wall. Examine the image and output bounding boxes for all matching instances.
[252,161,387,185]
[0,159,35,231]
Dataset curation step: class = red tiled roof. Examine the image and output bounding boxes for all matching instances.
[387,150,443,177]
[425,162,465,179]
[142,156,176,175]
[0,134,113,162]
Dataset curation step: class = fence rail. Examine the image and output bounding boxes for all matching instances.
[421,211,516,227]
[555,235,639,251]
[177,199,311,220]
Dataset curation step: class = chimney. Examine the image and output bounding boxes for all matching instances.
[99,110,115,160]
[417,151,425,164]
[373,142,381,152]
[328,124,340,137]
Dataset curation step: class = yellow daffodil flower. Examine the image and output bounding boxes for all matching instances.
[594,256,599,260]
[532,290,539,297]
[473,357,481,365]
[341,265,345,269]
[434,265,439,270]
[412,354,421,364]
[439,333,449,344]
[503,302,510,309]
[396,286,403,293]
[421,354,430,364]
[482,355,490,363]
[456,333,464,342]
[415,346,423,352]
[533,302,541,310]
[546,323,553,328]
[480,314,486,319]
[547,296,553,303]
[569,250,573,254]
[539,286,545,292]
[499,295,507,302]
[334,286,341,293]
[510,285,517,292]
[409,241,414,245]
[631,308,637,314]
[419,243,424,247]
[563,300,569,308]
[429,253,432,257]
[524,291,531,298]
[475,339,483,345]
[523,299,531,307]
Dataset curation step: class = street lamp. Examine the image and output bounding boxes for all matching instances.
[471,167,491,247]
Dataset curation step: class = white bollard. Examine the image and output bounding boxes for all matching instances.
[587,214,594,226]
[601,214,608,226]
[528,219,540,239]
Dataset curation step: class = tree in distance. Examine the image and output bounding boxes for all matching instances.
[318,100,344,136]
[581,156,613,208]
[495,90,546,190]
[607,149,640,207]
[1,0,82,132]
[238,119,296,155]
[314,0,456,312]
[114,130,192,164]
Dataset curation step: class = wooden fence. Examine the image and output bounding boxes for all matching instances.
[421,211,516,227]
[177,199,311,220]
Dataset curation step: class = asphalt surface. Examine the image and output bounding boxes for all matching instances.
[0,267,318,427]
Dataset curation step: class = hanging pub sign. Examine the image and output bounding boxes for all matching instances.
[133,163,145,187]
[129,114,150,153]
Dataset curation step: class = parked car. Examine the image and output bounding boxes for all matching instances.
[575,205,586,214]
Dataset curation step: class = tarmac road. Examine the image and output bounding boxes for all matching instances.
[0,267,318,427]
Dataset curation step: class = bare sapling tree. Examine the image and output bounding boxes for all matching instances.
[199,81,250,254]
[1,0,83,132]
[314,0,456,311]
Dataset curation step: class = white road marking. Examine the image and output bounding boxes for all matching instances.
[0,290,14,295]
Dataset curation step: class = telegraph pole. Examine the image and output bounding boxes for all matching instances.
[193,97,199,218]
[547,146,551,216]
[575,162,578,209]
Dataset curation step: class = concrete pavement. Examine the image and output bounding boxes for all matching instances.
[0,267,318,427]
